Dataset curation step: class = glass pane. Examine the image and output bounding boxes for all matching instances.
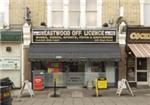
[69,11,80,27]
[0,13,4,24]
[51,0,63,11]
[86,12,96,27]
[137,72,147,81]
[86,0,96,11]
[0,1,5,12]
[69,0,80,11]
[137,58,147,70]
[52,12,63,27]
[91,62,105,72]
[144,4,150,26]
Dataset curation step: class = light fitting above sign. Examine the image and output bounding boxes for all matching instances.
[32,29,117,43]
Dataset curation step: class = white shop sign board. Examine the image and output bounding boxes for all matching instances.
[0,58,20,70]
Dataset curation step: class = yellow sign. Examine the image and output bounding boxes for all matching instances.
[95,79,107,97]
[97,80,107,89]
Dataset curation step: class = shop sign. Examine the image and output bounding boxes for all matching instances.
[0,58,20,70]
[127,27,150,43]
[32,29,116,43]
[0,30,23,42]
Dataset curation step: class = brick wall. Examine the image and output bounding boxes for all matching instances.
[9,0,140,27]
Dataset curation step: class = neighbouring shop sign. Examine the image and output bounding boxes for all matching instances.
[127,27,150,43]
[0,58,20,70]
[32,29,116,43]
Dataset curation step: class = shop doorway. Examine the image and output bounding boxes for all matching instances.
[65,62,85,85]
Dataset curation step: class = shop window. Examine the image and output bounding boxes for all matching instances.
[127,48,135,81]
[137,58,147,70]
[137,72,147,81]
[91,62,105,72]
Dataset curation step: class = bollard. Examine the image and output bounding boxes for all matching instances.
[51,78,60,97]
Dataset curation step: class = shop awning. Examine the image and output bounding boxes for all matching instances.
[128,44,150,58]
[29,43,120,61]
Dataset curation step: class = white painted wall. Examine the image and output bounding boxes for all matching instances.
[119,33,126,45]
[0,43,22,87]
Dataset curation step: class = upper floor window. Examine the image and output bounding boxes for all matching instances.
[69,0,80,27]
[51,0,63,27]
[0,0,9,28]
[144,4,150,26]
[86,0,97,27]
[0,1,5,28]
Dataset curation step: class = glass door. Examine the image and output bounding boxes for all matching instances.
[66,62,84,85]
[136,58,148,85]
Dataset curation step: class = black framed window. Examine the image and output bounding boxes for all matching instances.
[137,58,147,70]
[137,72,147,81]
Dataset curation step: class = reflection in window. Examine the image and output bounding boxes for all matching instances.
[137,58,147,70]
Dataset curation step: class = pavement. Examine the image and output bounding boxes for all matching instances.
[12,88,150,105]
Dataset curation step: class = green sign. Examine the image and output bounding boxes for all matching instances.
[0,30,23,42]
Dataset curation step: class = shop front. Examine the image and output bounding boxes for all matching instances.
[0,30,23,88]
[126,26,150,87]
[29,28,120,88]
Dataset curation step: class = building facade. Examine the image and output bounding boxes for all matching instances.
[0,0,142,88]
[126,26,150,87]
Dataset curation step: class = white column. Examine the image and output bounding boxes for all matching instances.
[140,0,145,26]
[97,0,102,28]
[63,0,69,28]
[80,0,86,28]
[47,0,52,27]
[4,0,9,26]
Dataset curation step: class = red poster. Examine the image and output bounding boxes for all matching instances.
[33,76,44,90]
